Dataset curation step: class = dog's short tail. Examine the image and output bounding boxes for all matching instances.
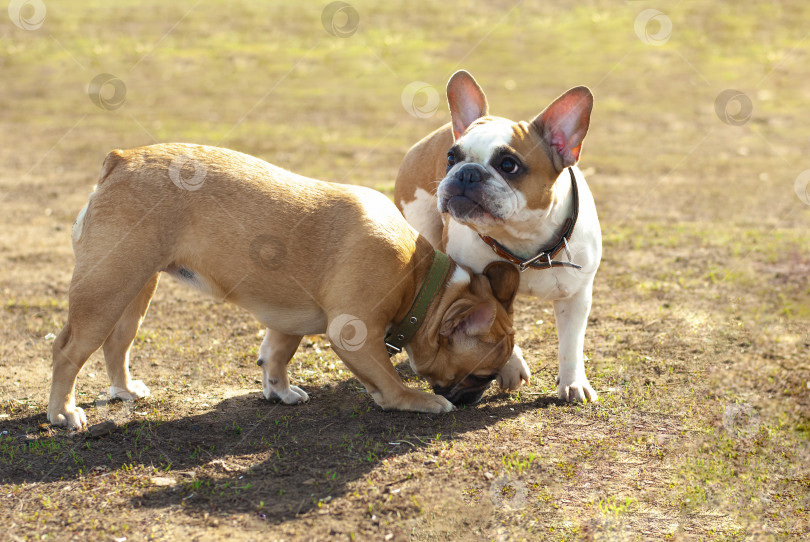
[72,150,125,245]
[98,149,125,187]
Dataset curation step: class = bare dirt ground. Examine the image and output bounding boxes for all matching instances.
[2,1,809,540]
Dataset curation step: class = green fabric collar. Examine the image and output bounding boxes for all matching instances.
[385,250,452,357]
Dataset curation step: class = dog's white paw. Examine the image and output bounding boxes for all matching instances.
[109,380,151,401]
[420,394,454,414]
[557,375,597,403]
[49,407,87,431]
[496,345,531,391]
[265,385,309,405]
[384,390,453,414]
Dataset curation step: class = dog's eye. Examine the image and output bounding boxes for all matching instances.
[446,151,456,171]
[499,157,520,175]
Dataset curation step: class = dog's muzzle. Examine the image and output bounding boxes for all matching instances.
[433,373,497,406]
[438,164,498,220]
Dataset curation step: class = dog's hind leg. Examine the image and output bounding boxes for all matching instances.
[49,268,159,430]
[257,329,307,404]
[49,320,99,430]
[102,273,160,401]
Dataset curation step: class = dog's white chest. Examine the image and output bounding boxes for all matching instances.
[444,176,601,302]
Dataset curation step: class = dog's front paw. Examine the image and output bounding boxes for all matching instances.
[421,393,454,414]
[556,375,597,403]
[385,390,453,414]
[109,380,151,401]
[49,406,87,431]
[265,385,309,405]
[496,345,531,391]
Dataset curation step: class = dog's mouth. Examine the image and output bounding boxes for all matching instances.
[433,373,497,406]
[441,195,501,224]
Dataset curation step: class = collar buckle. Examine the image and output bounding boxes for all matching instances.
[519,252,551,272]
[385,341,402,356]
[480,167,581,273]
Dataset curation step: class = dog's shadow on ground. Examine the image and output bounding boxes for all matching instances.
[3,379,561,522]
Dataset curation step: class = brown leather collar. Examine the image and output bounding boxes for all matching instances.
[478,167,581,272]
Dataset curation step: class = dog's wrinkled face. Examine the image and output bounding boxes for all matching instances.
[436,70,593,235]
[437,117,558,228]
[407,262,520,406]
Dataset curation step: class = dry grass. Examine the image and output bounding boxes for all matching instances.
[1,1,809,540]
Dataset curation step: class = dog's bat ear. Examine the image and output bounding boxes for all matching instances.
[447,70,489,140]
[483,262,520,313]
[532,86,593,171]
[440,301,496,338]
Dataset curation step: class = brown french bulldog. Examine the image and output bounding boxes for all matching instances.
[49,143,520,430]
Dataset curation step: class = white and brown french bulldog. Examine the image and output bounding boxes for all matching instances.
[394,71,601,402]
[49,143,521,430]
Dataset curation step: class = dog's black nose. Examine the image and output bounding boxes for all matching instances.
[433,373,497,406]
[448,386,489,406]
[457,163,487,185]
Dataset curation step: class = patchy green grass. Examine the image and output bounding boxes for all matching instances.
[2,0,809,540]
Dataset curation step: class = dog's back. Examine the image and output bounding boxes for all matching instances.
[75,143,418,268]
